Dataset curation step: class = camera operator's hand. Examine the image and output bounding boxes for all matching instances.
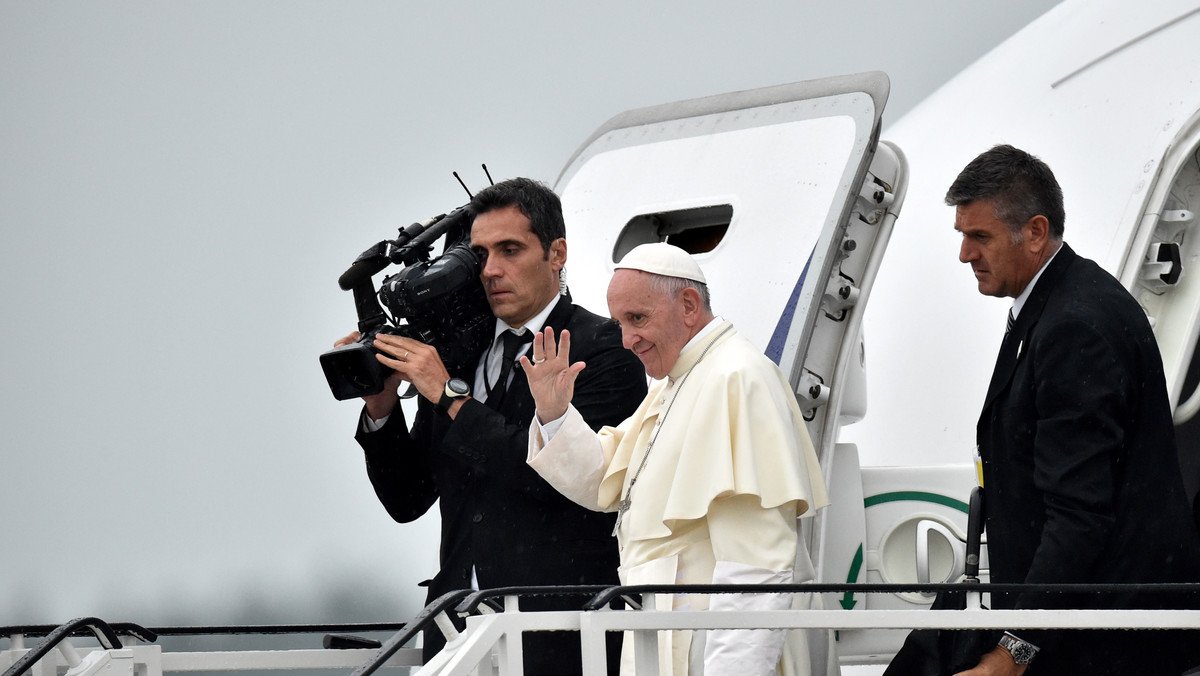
[520,327,585,424]
[372,333,458,413]
[335,332,405,421]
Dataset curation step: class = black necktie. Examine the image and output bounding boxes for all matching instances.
[486,329,530,409]
[986,310,1020,406]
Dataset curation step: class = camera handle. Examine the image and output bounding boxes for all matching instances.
[336,240,392,335]
[391,205,473,267]
[351,280,388,336]
[338,240,392,291]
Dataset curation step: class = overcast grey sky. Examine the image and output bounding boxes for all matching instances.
[0,1,1060,626]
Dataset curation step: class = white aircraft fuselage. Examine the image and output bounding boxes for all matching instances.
[853,0,1200,473]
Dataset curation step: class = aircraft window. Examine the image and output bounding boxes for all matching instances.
[612,204,732,262]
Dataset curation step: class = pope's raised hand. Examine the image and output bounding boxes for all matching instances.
[519,327,586,424]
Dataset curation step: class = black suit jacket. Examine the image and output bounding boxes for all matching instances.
[978,243,1200,674]
[356,293,646,675]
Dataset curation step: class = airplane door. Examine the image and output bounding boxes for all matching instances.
[1122,109,1200,505]
[554,72,908,672]
[555,73,900,361]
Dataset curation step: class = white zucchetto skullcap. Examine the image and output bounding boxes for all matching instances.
[614,243,707,284]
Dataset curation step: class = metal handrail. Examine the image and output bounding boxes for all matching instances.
[2,617,155,676]
[583,581,1200,610]
[348,589,473,676]
[453,585,613,615]
[1,622,403,639]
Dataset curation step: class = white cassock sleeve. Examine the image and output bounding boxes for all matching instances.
[526,405,610,511]
[703,494,797,676]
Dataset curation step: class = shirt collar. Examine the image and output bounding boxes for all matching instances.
[666,316,728,382]
[493,293,563,342]
[1011,244,1062,320]
[679,315,723,355]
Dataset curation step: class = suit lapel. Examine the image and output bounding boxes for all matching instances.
[983,327,1024,410]
[980,244,1076,413]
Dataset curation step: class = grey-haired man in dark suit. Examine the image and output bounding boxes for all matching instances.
[948,145,1200,676]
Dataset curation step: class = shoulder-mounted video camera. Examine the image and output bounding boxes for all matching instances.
[320,205,493,400]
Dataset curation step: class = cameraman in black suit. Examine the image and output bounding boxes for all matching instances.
[948,145,1200,676]
[337,178,645,675]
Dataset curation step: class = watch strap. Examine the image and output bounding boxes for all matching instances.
[434,390,454,414]
[435,379,469,414]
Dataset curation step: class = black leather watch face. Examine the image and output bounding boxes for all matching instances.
[446,378,470,396]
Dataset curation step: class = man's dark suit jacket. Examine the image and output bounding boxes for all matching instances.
[979,243,1200,674]
[356,293,646,676]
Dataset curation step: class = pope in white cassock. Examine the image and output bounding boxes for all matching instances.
[520,243,830,676]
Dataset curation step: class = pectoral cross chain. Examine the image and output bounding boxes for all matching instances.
[612,498,632,536]
[607,324,734,540]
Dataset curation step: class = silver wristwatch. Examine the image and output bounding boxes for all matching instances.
[998,632,1039,665]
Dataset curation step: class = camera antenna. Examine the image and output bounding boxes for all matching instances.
[482,163,494,186]
[452,171,473,199]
